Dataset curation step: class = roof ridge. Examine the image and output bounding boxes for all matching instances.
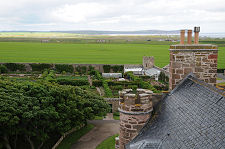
[189,75,225,97]
[170,72,225,97]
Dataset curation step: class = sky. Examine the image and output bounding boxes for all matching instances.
[0,0,225,33]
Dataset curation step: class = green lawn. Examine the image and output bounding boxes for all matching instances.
[56,124,94,149]
[0,42,224,68]
[96,134,119,149]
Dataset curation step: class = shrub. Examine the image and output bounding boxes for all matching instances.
[81,66,87,74]
[93,80,103,87]
[111,65,119,72]
[4,63,26,71]
[103,81,113,97]
[107,81,139,86]
[158,72,169,83]
[30,63,52,71]
[55,64,74,73]
[88,65,95,71]
[111,65,124,73]
[0,65,8,73]
[55,78,89,86]
[103,65,111,73]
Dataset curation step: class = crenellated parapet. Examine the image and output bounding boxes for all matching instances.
[118,89,153,149]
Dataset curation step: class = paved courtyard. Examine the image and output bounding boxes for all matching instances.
[71,120,119,149]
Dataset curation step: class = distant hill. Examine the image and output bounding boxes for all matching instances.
[1,30,180,35]
[53,30,180,35]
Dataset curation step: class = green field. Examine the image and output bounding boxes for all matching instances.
[0,42,224,68]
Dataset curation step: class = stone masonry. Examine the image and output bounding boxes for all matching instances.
[169,44,218,90]
[143,56,154,69]
[118,89,153,149]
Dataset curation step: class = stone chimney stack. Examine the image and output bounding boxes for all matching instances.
[117,89,153,149]
[187,30,192,44]
[180,30,185,44]
[169,27,218,90]
[194,27,200,44]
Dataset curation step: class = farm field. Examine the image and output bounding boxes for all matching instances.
[0,42,224,68]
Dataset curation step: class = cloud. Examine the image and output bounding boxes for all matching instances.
[0,0,224,32]
[50,3,108,23]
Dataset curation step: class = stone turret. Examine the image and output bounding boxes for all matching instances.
[117,89,153,149]
[143,56,154,69]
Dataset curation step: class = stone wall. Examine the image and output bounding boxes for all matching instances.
[169,45,218,90]
[143,56,154,69]
[118,89,153,149]
[104,98,120,113]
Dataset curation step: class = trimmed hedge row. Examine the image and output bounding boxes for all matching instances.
[92,80,103,87]
[4,63,26,71]
[30,64,52,71]
[55,78,89,86]
[55,64,74,73]
[103,65,123,73]
[0,65,8,73]
[107,80,139,86]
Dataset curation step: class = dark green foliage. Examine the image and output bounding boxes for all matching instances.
[75,66,87,74]
[103,65,111,73]
[0,78,109,149]
[90,70,103,80]
[103,81,113,97]
[81,66,87,74]
[88,66,95,71]
[30,63,52,71]
[158,72,169,83]
[55,64,74,73]
[92,80,103,87]
[107,81,139,86]
[4,63,26,71]
[153,85,169,91]
[111,65,123,73]
[0,65,8,73]
[75,66,81,74]
[55,79,89,86]
[124,72,158,92]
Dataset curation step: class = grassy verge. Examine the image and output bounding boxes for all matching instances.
[96,134,119,149]
[94,116,104,120]
[56,123,94,149]
[113,112,120,120]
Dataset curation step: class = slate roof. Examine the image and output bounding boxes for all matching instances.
[126,73,225,149]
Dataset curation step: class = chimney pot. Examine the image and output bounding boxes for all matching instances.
[187,30,192,44]
[180,30,185,44]
[194,27,200,44]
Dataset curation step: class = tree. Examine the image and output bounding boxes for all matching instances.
[0,78,110,149]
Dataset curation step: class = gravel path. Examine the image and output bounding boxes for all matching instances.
[70,120,119,149]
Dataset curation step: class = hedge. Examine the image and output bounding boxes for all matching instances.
[55,78,89,86]
[103,81,113,97]
[4,63,26,71]
[111,65,123,73]
[55,64,74,73]
[30,64,52,71]
[92,80,103,87]
[103,65,111,73]
[107,81,139,86]
[0,65,8,73]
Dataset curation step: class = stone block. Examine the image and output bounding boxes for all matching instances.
[208,54,218,59]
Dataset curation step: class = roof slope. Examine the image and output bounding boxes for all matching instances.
[126,74,225,149]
